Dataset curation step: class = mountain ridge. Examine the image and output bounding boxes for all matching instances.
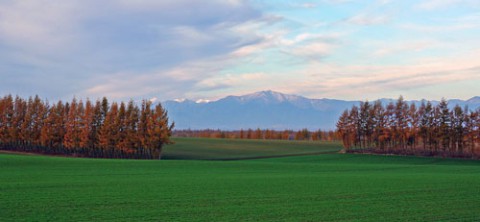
[162,90,480,130]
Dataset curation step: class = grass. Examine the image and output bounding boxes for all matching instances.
[162,137,342,160]
[1,138,480,221]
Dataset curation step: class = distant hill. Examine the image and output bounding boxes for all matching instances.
[162,90,480,130]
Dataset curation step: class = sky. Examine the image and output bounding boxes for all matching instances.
[0,0,479,102]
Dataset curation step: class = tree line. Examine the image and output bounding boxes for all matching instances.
[0,95,174,159]
[336,96,480,158]
[174,129,338,141]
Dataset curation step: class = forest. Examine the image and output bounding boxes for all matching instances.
[173,129,338,141]
[336,96,480,158]
[0,95,174,159]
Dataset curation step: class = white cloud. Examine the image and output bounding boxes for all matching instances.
[1,0,479,102]
[346,14,390,25]
[196,72,267,91]
[323,0,354,4]
[116,0,250,12]
[0,0,267,100]
[299,3,317,8]
[273,31,345,63]
[377,0,392,5]
[401,23,479,32]
[372,40,436,57]
[290,42,335,59]
[417,0,480,10]
[0,1,85,55]
[170,26,214,46]
[274,49,480,100]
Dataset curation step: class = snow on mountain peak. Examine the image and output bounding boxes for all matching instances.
[173,98,186,102]
[150,97,159,103]
[241,90,304,103]
[195,99,211,103]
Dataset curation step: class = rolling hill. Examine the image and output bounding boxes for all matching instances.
[2,147,480,221]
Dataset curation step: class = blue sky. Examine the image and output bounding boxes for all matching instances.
[0,0,479,101]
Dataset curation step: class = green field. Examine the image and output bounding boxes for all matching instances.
[2,138,480,221]
[162,137,341,160]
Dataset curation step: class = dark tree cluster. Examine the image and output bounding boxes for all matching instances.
[174,128,338,141]
[0,95,174,159]
[336,97,480,158]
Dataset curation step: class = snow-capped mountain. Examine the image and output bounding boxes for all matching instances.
[162,91,480,130]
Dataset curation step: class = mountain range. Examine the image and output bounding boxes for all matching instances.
[162,90,480,130]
